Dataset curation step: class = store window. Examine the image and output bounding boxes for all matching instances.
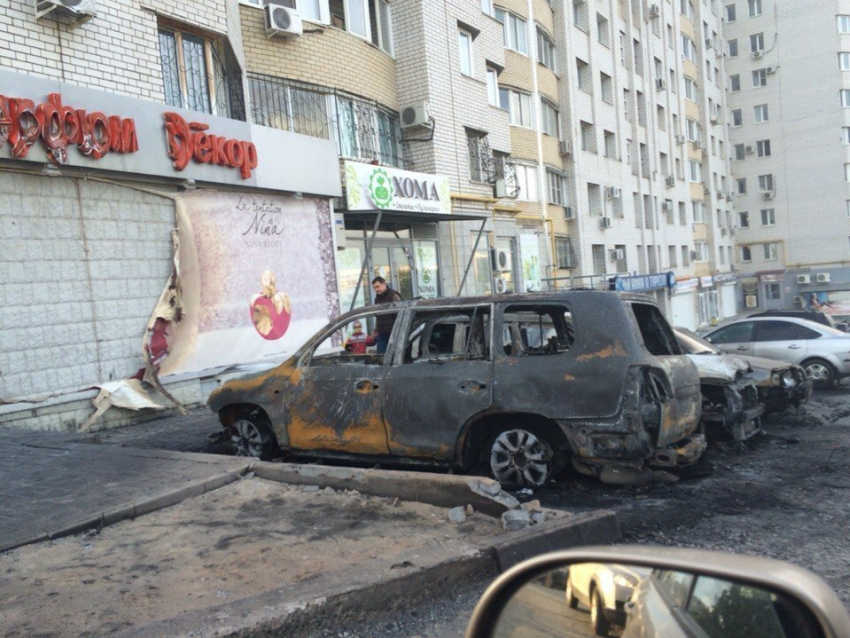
[158,25,244,119]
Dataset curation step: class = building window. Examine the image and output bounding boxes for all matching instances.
[486,67,500,106]
[547,170,566,205]
[838,15,850,33]
[494,8,528,54]
[732,109,743,126]
[540,99,559,136]
[537,28,556,71]
[512,164,538,201]
[687,159,702,183]
[758,174,775,192]
[741,245,752,261]
[840,53,850,71]
[766,283,781,300]
[580,121,595,152]
[694,241,709,262]
[739,211,749,227]
[843,127,850,145]
[845,163,850,182]
[748,0,762,18]
[458,30,473,76]
[730,74,741,92]
[555,237,574,269]
[681,34,697,62]
[600,72,613,102]
[750,32,764,53]
[763,242,778,260]
[754,104,768,122]
[728,39,738,57]
[752,69,767,87]
[597,13,610,46]
[725,4,736,22]
[842,90,850,107]
[737,177,747,194]
[591,244,607,275]
[603,130,616,158]
[734,143,745,161]
[158,27,244,119]
[499,89,533,127]
[681,245,690,267]
[760,208,775,226]
[686,118,702,142]
[756,139,771,157]
[692,200,705,223]
[684,77,698,101]
[573,0,589,30]
[466,129,490,182]
[576,58,591,92]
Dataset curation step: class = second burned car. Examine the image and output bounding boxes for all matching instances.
[208,291,706,487]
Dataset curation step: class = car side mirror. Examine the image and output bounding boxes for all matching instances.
[465,546,850,638]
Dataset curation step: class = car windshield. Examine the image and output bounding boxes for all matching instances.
[675,327,721,355]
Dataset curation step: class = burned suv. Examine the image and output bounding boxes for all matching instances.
[208,292,705,487]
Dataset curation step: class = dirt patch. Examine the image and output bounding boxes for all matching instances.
[0,478,503,638]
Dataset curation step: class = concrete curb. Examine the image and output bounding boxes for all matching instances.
[0,466,251,553]
[110,507,622,638]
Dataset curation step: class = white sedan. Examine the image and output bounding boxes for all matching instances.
[566,562,650,636]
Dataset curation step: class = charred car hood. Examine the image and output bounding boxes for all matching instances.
[685,354,751,383]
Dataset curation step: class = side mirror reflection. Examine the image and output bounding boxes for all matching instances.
[484,561,825,638]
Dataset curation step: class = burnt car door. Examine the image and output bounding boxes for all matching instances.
[283,311,398,456]
[381,304,494,459]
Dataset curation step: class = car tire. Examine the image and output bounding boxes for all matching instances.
[230,416,276,460]
[488,428,555,488]
[590,587,611,637]
[801,358,836,387]
[566,577,578,609]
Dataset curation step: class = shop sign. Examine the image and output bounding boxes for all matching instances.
[164,112,258,179]
[759,272,785,283]
[0,92,138,165]
[700,276,714,288]
[713,271,738,284]
[674,277,700,293]
[344,161,451,214]
[614,271,674,292]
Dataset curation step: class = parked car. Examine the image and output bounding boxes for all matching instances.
[703,316,850,386]
[750,309,839,330]
[208,291,705,487]
[566,562,650,636]
[675,327,811,416]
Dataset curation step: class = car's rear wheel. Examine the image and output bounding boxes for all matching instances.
[590,587,611,637]
[230,416,276,460]
[566,577,579,609]
[488,428,555,488]
[802,358,836,387]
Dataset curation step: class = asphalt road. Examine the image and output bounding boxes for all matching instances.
[65,385,850,638]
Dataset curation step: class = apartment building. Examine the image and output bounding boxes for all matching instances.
[725,0,850,313]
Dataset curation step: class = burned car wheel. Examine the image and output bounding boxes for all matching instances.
[230,417,276,460]
[489,429,554,488]
[802,358,836,387]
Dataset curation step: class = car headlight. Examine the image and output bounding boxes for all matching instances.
[613,574,636,588]
[782,373,797,388]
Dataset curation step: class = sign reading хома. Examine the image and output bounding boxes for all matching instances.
[344,160,451,215]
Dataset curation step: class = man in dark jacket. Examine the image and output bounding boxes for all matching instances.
[371,276,401,354]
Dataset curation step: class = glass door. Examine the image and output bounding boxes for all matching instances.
[392,246,414,300]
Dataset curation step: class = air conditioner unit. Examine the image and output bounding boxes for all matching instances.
[816,273,831,283]
[745,145,755,155]
[666,175,676,188]
[492,248,513,272]
[559,140,573,156]
[716,190,724,199]
[573,0,586,4]
[400,102,432,129]
[692,139,702,149]
[494,178,508,198]
[797,274,811,284]
[494,277,509,294]
[745,294,758,309]
[766,66,777,74]
[610,248,626,261]
[265,4,303,37]
[564,206,576,220]
[648,4,660,18]
[600,216,612,229]
[611,187,622,198]
[705,39,713,49]
[709,114,719,124]
[662,201,673,212]
[675,134,686,145]
[762,190,775,200]
[656,78,667,90]
[752,50,762,59]
[721,227,728,236]
[793,295,804,305]
[690,250,699,261]
[35,0,96,21]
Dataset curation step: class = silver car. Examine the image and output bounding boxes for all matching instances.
[703,316,850,386]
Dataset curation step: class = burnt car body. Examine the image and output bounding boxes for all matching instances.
[676,327,811,416]
[208,291,705,487]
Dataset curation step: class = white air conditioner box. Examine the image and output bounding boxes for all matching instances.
[559,140,573,156]
[656,78,666,90]
[36,0,96,21]
[675,134,686,144]
[494,178,508,198]
[797,274,811,284]
[648,4,660,18]
[494,277,509,294]
[564,206,576,220]
[762,190,775,200]
[494,248,513,272]
[662,201,673,212]
[745,145,755,154]
[400,102,432,129]
[265,4,303,37]
[766,66,777,74]
[600,216,612,229]
[816,273,831,283]
[692,139,702,149]
[793,295,804,304]
[666,175,676,188]
[752,50,762,59]
[606,186,622,199]
[705,38,713,49]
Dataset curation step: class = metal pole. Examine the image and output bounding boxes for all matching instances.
[349,211,383,312]
[457,217,488,296]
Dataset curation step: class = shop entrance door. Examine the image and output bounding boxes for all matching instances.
[370,242,415,300]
